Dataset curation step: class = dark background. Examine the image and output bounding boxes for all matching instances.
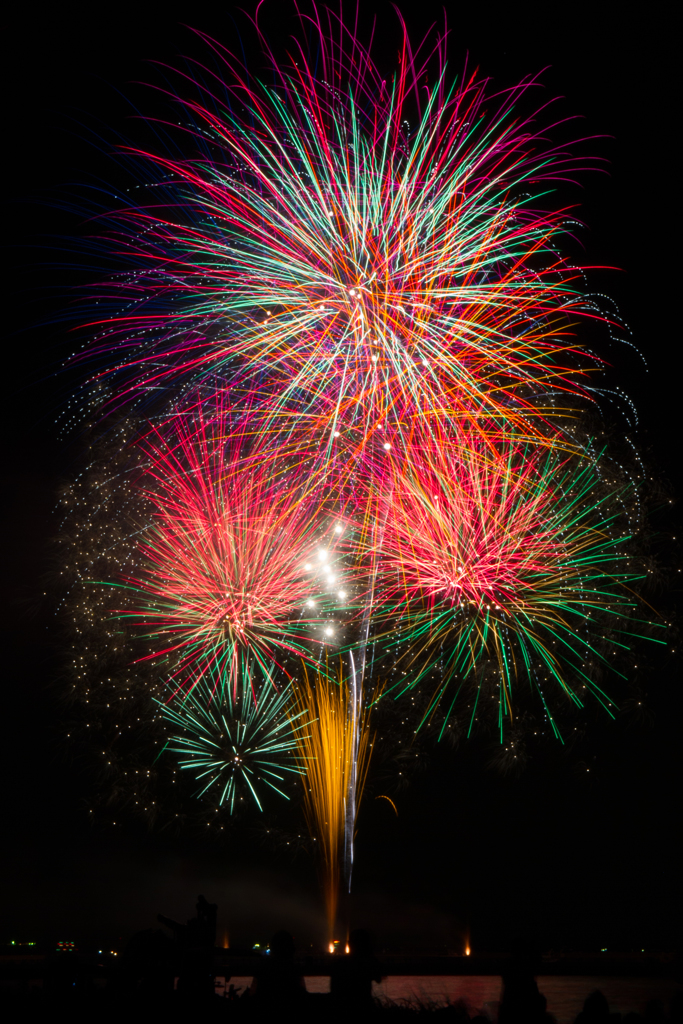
[2,0,680,954]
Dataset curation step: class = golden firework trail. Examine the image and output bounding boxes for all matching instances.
[291,664,376,941]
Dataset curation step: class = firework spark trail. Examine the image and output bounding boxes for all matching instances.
[342,477,393,901]
[291,665,375,942]
[344,650,361,902]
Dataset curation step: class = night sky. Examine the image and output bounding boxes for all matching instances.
[3,1,680,955]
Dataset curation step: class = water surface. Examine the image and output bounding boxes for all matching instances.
[217,974,680,1022]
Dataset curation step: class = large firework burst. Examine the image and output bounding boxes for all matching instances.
[361,433,652,736]
[119,410,348,698]
[58,5,662,931]
[79,8,614,471]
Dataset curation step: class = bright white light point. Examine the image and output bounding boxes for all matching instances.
[422,360,429,366]
[349,289,356,296]
[383,442,391,450]
[318,550,327,561]
[306,600,315,607]
[334,525,342,533]
[333,431,340,437]
[325,628,333,636]
[327,575,335,583]
[339,590,347,599]
[371,356,377,362]
[304,563,312,570]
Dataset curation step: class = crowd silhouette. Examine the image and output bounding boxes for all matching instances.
[125,900,679,1022]
[118,902,681,1022]
[3,896,679,1021]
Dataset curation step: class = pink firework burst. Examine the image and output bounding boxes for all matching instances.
[359,430,639,732]
[120,411,338,698]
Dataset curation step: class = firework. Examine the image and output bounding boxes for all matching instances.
[119,410,349,698]
[290,664,376,941]
[77,9,616,469]
[59,5,662,938]
[158,666,307,813]
[361,434,652,738]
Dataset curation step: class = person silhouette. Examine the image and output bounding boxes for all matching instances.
[667,991,683,1024]
[157,894,217,1000]
[669,990,683,1024]
[499,944,551,1024]
[196,894,218,946]
[249,930,307,1008]
[330,929,383,1011]
[574,989,611,1023]
[643,998,665,1024]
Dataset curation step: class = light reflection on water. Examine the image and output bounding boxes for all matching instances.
[217,975,680,1023]
[374,976,680,1023]
[374,975,499,1015]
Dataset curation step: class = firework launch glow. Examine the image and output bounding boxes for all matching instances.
[60,3,663,935]
[290,666,375,940]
